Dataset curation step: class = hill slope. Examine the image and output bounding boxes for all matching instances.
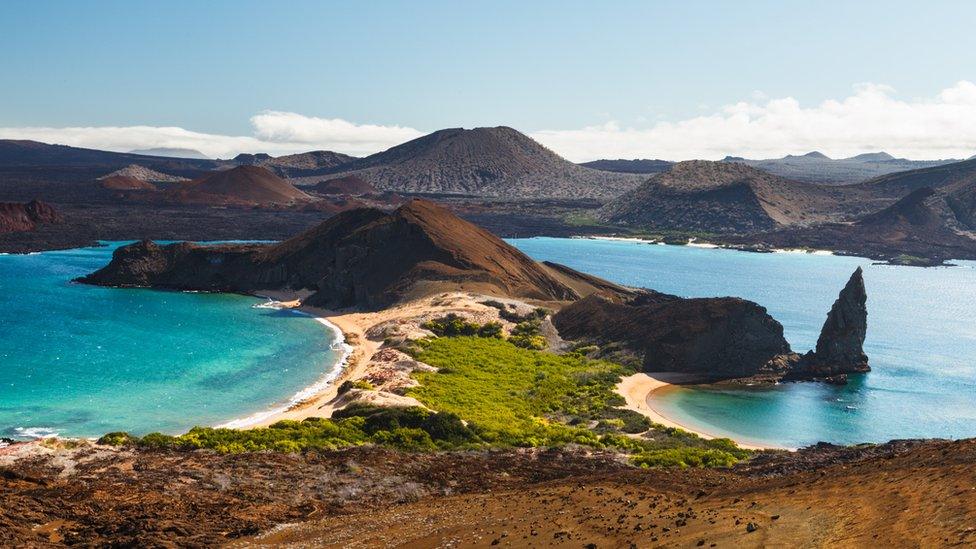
[744,187,976,264]
[580,158,673,175]
[79,199,623,308]
[171,166,312,206]
[98,164,187,183]
[723,151,963,185]
[232,150,358,178]
[599,161,860,234]
[323,127,643,199]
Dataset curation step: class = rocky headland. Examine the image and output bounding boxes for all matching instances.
[553,268,869,384]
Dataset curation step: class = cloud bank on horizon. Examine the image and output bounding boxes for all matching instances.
[2,82,975,161]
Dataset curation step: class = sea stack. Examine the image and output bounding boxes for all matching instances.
[802,267,869,379]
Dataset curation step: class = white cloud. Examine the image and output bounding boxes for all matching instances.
[0,112,424,159]
[530,81,976,162]
[2,83,976,162]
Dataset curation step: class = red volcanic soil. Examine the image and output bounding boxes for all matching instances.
[171,165,312,205]
[0,200,62,233]
[3,440,976,546]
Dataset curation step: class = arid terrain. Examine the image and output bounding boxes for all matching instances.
[2,438,974,547]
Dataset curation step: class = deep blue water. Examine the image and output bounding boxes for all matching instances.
[509,237,976,448]
[0,243,341,440]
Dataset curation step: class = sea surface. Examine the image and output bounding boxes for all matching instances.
[509,237,976,448]
[0,243,342,440]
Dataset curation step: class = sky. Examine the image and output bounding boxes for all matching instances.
[2,0,976,161]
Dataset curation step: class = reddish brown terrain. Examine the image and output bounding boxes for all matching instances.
[2,439,974,547]
[0,199,61,233]
[169,165,313,206]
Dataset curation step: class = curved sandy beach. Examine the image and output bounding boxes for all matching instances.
[616,372,776,451]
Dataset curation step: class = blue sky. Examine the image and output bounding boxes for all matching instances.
[2,0,976,160]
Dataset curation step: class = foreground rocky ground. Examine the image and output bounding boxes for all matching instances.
[2,438,975,547]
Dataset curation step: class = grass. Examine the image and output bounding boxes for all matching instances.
[408,336,750,464]
[101,334,751,468]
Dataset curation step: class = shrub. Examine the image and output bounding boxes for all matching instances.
[631,447,739,468]
[97,431,140,446]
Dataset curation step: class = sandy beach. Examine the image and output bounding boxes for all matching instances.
[225,290,779,452]
[616,372,774,451]
[232,291,515,428]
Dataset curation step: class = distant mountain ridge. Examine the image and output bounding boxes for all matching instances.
[599,160,863,234]
[319,127,643,199]
[579,158,673,175]
[722,151,964,185]
[129,148,210,159]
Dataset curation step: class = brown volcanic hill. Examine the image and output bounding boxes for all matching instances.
[322,127,643,199]
[97,175,157,191]
[232,150,358,178]
[309,175,377,195]
[744,187,976,264]
[79,199,621,308]
[580,158,673,174]
[599,160,861,234]
[172,166,312,205]
[0,200,62,233]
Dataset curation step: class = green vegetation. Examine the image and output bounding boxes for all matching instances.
[100,332,750,468]
[889,254,934,266]
[422,314,503,338]
[338,379,376,394]
[408,336,749,465]
[508,318,547,350]
[99,405,482,453]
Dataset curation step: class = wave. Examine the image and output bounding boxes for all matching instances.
[11,426,59,440]
[217,304,353,429]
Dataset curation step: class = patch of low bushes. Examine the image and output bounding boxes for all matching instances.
[98,405,482,454]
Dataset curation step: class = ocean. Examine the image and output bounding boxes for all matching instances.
[509,237,976,448]
[0,243,343,440]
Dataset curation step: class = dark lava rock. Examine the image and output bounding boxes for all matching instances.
[553,267,870,383]
[552,290,794,379]
[794,267,869,378]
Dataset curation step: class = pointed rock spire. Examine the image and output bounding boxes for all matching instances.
[806,267,869,376]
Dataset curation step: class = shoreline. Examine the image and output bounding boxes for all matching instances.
[215,296,355,429]
[219,290,378,429]
[616,372,782,451]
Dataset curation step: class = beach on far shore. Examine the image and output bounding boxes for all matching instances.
[616,372,779,451]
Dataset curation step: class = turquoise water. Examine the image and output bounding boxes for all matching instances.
[509,237,976,448]
[0,243,341,440]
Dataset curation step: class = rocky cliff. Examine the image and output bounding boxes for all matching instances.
[552,268,869,383]
[795,267,869,378]
[78,199,618,308]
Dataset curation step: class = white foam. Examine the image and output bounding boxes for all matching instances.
[216,307,353,429]
[13,427,59,439]
[772,248,836,256]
